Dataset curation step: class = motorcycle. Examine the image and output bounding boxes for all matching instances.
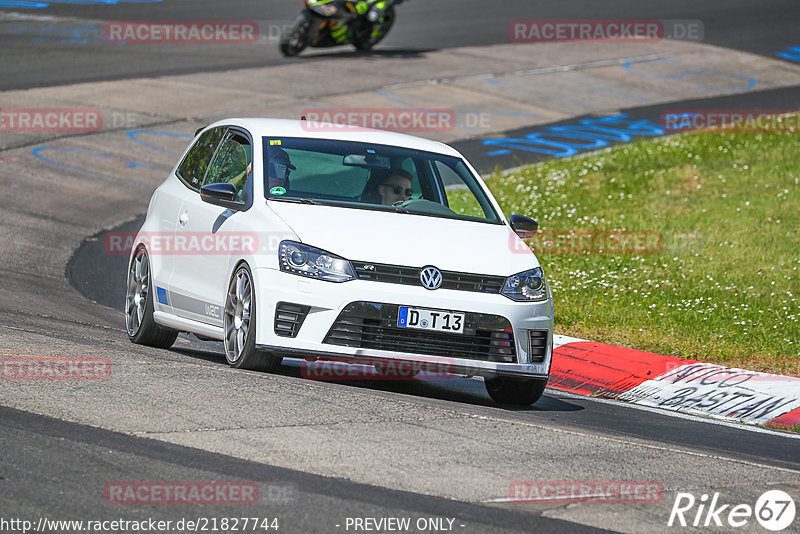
[280,0,406,57]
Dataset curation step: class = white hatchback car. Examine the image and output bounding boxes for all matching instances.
[126,118,554,405]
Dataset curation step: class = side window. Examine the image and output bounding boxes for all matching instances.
[177,126,226,190]
[204,134,251,192]
[435,160,489,220]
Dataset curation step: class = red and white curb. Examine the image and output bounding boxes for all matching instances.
[551,335,800,428]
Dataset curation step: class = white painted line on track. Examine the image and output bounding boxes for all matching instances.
[471,408,800,476]
[548,388,800,440]
[483,493,613,504]
[0,11,99,23]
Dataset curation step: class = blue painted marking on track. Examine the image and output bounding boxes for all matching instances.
[32,146,165,185]
[0,1,49,8]
[33,130,190,180]
[377,90,540,120]
[776,46,800,63]
[541,73,650,102]
[127,129,192,156]
[373,90,410,107]
[486,78,590,109]
[128,161,169,171]
[623,58,756,93]
[374,89,544,135]
[10,23,103,44]
[482,113,665,159]
[32,146,112,177]
[0,0,165,7]
[394,92,541,126]
[5,23,107,44]
[661,112,701,132]
[373,90,476,133]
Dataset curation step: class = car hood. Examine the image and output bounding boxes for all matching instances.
[267,201,539,276]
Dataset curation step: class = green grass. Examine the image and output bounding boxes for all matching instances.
[483,129,800,372]
[765,423,800,434]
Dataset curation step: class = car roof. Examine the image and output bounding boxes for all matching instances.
[203,118,463,158]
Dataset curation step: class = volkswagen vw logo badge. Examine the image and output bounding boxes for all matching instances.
[419,266,443,290]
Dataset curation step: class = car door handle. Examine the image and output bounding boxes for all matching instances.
[179,211,189,227]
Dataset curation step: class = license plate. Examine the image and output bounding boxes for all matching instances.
[397,306,464,334]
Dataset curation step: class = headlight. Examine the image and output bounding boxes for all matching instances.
[279,241,356,283]
[501,267,548,301]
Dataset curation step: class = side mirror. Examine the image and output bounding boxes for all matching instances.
[200,183,244,210]
[509,214,538,239]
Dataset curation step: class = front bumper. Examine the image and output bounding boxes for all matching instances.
[252,268,554,379]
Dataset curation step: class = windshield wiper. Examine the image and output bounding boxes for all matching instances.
[267,196,319,205]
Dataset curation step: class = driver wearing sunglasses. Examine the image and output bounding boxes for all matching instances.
[377,169,414,206]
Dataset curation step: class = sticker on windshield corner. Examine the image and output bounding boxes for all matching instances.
[270,187,286,195]
[269,140,282,146]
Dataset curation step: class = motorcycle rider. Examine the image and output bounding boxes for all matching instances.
[309,0,391,43]
[281,0,403,56]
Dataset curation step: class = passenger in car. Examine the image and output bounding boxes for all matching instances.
[266,147,296,193]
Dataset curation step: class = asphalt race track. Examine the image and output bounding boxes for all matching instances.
[1,0,799,89]
[1,1,800,533]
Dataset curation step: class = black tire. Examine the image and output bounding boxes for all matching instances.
[223,263,282,371]
[485,377,548,406]
[353,7,395,51]
[280,11,320,57]
[125,247,179,349]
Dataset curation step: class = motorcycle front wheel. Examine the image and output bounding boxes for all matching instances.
[280,11,321,57]
[353,7,395,52]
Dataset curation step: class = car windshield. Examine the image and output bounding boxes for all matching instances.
[262,137,501,224]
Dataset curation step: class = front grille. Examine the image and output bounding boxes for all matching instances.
[352,262,505,294]
[323,301,516,363]
[274,302,310,338]
[528,329,548,363]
